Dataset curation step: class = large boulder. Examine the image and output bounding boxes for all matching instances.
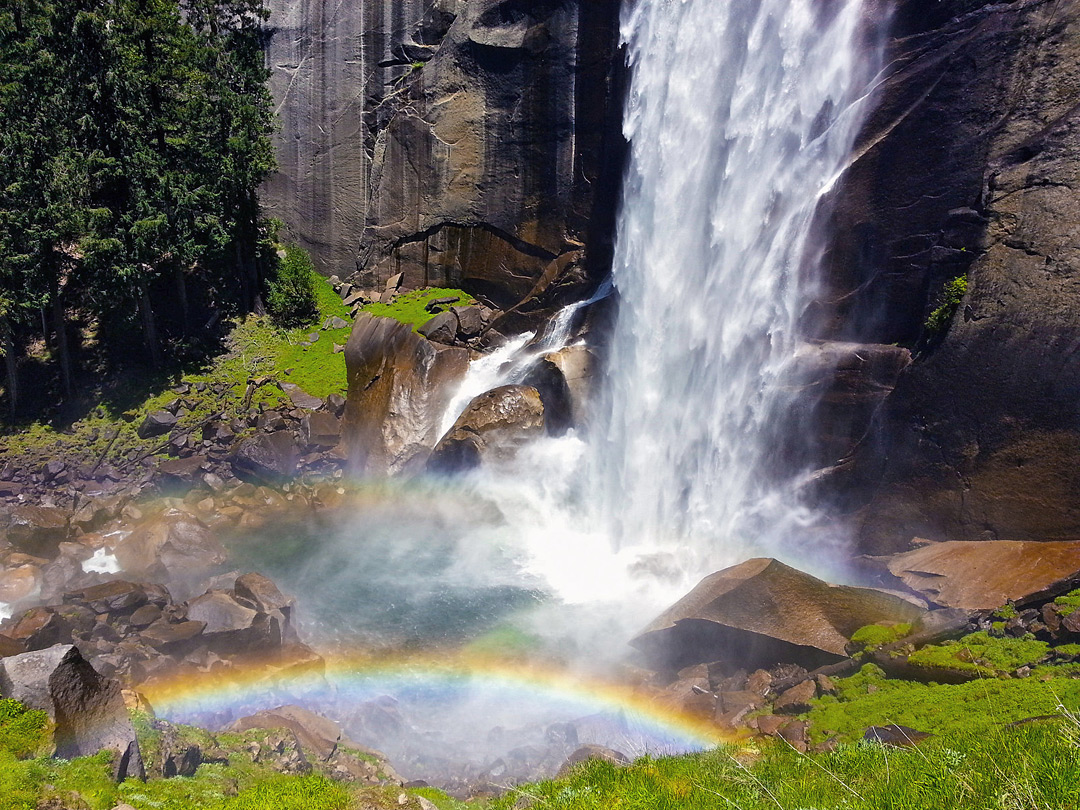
[428,385,545,472]
[110,511,227,597]
[3,506,69,556]
[0,644,144,780]
[882,540,1080,610]
[342,313,469,475]
[185,590,279,652]
[632,558,925,672]
[231,432,299,483]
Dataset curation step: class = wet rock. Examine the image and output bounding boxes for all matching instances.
[71,581,148,614]
[185,591,277,651]
[557,745,629,776]
[342,314,469,475]
[231,433,299,484]
[112,511,226,592]
[138,411,178,439]
[632,558,925,671]
[429,385,545,472]
[453,305,484,338]
[0,644,144,779]
[139,620,206,652]
[884,540,1080,610]
[4,505,69,555]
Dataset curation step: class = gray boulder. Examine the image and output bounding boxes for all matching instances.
[138,410,178,439]
[231,432,299,483]
[0,644,144,780]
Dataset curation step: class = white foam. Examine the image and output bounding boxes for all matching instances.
[82,548,122,575]
[0,602,11,621]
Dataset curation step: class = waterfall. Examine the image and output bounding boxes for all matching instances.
[588,0,882,576]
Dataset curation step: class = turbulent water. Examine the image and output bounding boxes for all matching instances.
[590,0,881,577]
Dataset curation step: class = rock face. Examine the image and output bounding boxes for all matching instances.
[808,0,1080,552]
[342,313,469,474]
[429,385,545,471]
[632,558,925,672]
[262,0,624,321]
[0,644,144,780]
[882,540,1080,610]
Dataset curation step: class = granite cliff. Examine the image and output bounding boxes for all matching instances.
[262,0,624,328]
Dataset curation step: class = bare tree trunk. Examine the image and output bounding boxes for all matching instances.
[49,275,72,400]
[0,315,18,416]
[138,286,163,369]
[174,265,190,336]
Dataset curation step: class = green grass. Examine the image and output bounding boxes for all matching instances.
[0,698,50,759]
[906,631,1049,678]
[849,622,912,651]
[806,663,1080,743]
[0,273,351,463]
[362,288,475,333]
[1054,588,1080,611]
[488,718,1080,810]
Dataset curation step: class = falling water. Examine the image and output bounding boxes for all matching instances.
[591,0,882,575]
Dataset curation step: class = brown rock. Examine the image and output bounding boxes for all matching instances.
[140,620,206,651]
[632,558,925,671]
[429,385,545,472]
[156,456,208,487]
[755,714,787,737]
[342,314,469,475]
[885,540,1080,609]
[231,432,299,484]
[300,412,341,449]
[5,506,69,555]
[185,591,277,651]
[71,581,148,614]
[774,679,817,715]
[111,511,226,595]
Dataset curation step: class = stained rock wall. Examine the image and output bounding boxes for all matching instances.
[262,0,625,322]
[811,0,1080,553]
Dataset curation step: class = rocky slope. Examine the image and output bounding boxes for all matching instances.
[262,0,625,329]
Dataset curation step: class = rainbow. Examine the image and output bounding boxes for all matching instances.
[143,650,733,755]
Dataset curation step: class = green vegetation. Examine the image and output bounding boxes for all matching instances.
[807,663,1080,742]
[0,699,456,810]
[1054,588,1080,611]
[363,288,476,333]
[487,720,1080,810]
[0,271,350,464]
[924,274,969,334]
[267,244,319,328]
[906,631,1049,678]
[849,622,912,652]
[0,0,275,415]
[0,698,50,759]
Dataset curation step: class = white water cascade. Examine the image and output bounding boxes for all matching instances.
[588,0,882,577]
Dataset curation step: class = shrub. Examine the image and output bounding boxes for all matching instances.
[266,244,318,328]
[924,274,968,334]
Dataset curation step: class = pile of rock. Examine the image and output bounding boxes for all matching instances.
[0,573,321,689]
